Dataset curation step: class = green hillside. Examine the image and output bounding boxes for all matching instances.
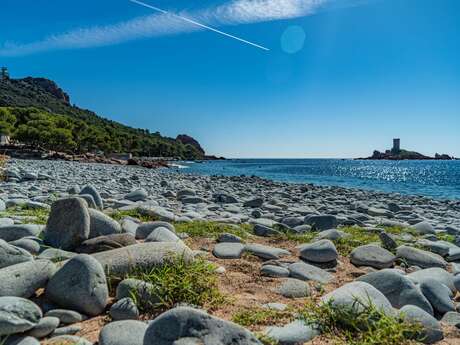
[0,77,205,159]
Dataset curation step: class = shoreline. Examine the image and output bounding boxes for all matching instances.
[4,158,460,204]
[3,158,460,230]
[1,158,460,344]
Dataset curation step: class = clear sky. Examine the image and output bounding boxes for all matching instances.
[1,0,459,158]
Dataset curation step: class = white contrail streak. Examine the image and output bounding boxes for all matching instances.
[129,0,270,51]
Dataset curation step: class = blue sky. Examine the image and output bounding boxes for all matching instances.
[1,0,459,158]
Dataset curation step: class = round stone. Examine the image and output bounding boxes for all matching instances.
[45,254,108,316]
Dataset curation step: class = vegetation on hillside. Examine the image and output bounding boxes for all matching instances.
[0,77,205,159]
[0,106,203,158]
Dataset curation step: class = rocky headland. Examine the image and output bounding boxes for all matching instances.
[0,159,460,345]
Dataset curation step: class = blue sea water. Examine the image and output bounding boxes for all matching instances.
[178,159,460,200]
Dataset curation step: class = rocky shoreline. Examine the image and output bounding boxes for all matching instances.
[0,159,460,345]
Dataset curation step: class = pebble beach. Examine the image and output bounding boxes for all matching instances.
[1,158,460,345]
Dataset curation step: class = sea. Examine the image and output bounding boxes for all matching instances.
[176,159,460,201]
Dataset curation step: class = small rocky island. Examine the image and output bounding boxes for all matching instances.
[359,139,457,160]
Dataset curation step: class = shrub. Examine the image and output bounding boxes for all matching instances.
[300,299,423,345]
[174,221,252,239]
[232,306,296,327]
[122,256,225,315]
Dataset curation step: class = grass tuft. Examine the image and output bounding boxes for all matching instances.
[174,221,252,240]
[110,209,157,222]
[0,205,50,224]
[115,256,225,315]
[300,299,423,345]
[232,306,296,328]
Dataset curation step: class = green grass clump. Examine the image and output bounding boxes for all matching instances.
[174,221,252,240]
[122,256,225,315]
[0,205,50,224]
[232,306,296,328]
[334,226,381,256]
[279,225,422,256]
[110,209,157,222]
[300,299,422,345]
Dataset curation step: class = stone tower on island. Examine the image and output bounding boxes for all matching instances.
[392,138,401,154]
[1,67,9,80]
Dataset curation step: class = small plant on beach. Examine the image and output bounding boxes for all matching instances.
[174,220,252,240]
[255,334,279,345]
[120,256,225,315]
[110,209,157,222]
[300,299,423,345]
[0,205,50,224]
[232,306,297,328]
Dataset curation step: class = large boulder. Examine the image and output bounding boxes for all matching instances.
[43,198,91,251]
[46,254,108,316]
[321,281,395,316]
[299,240,338,263]
[0,260,56,298]
[411,221,436,235]
[80,185,103,209]
[400,305,443,344]
[143,306,262,345]
[26,316,60,338]
[357,269,433,315]
[213,243,245,259]
[0,239,33,269]
[0,224,42,242]
[145,227,181,243]
[350,245,396,269]
[419,279,455,315]
[407,268,456,293]
[124,189,148,202]
[264,320,319,344]
[304,215,337,231]
[88,209,122,238]
[396,245,447,269]
[244,244,290,260]
[0,297,42,336]
[92,242,193,276]
[288,261,334,284]
[135,221,176,240]
[76,233,137,254]
[99,320,147,345]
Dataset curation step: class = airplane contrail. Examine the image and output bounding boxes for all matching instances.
[128,0,270,51]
